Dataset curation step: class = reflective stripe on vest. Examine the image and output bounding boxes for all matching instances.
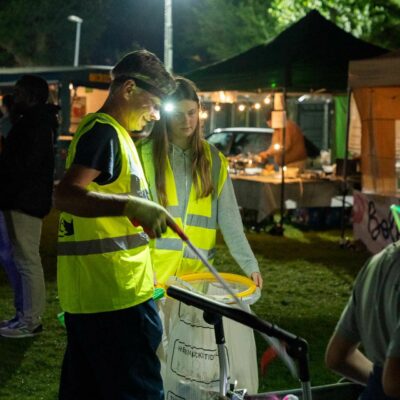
[57,113,154,313]
[57,233,149,256]
[152,237,183,251]
[158,142,223,251]
[183,246,216,260]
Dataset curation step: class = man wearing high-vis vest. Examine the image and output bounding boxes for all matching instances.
[54,50,176,400]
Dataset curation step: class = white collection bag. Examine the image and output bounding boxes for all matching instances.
[158,281,259,400]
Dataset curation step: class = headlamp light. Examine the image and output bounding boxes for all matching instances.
[163,102,175,113]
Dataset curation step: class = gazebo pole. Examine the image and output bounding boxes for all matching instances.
[278,112,286,233]
[269,89,287,236]
[339,87,352,246]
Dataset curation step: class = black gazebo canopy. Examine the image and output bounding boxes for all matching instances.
[185,10,387,93]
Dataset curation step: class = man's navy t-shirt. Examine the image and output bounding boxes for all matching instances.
[72,122,122,185]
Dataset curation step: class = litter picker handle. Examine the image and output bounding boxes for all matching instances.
[131,219,153,236]
[131,217,189,241]
[167,217,189,241]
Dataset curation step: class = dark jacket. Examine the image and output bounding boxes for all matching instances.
[0,103,60,218]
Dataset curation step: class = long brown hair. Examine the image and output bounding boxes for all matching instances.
[149,77,213,207]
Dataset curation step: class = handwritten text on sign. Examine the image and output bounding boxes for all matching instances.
[353,190,400,253]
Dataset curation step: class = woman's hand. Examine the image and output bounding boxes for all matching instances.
[251,272,263,289]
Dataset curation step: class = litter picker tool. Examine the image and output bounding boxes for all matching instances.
[133,216,231,292]
[166,218,243,308]
[165,218,299,381]
[132,216,298,383]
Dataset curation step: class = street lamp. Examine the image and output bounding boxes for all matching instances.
[164,0,173,72]
[68,15,83,67]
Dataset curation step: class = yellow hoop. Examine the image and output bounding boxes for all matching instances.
[177,272,257,299]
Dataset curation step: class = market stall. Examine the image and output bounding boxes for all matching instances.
[187,9,386,150]
[185,10,387,231]
[348,53,400,252]
[231,173,346,224]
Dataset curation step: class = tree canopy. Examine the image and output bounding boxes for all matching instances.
[0,0,399,70]
[269,0,400,50]
[174,0,278,71]
[0,0,114,66]
[174,0,400,72]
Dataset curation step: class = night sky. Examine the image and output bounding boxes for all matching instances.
[92,0,191,72]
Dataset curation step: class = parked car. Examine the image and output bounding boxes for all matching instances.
[206,127,273,157]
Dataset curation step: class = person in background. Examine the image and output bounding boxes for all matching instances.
[0,75,59,338]
[0,94,14,152]
[0,94,18,325]
[325,240,400,399]
[54,50,175,400]
[137,77,263,394]
[257,111,307,171]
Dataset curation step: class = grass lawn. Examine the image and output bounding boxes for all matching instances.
[0,209,371,399]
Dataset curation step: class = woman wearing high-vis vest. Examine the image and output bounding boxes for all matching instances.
[137,77,263,396]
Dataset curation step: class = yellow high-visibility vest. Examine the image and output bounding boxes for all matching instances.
[138,139,228,284]
[57,113,154,313]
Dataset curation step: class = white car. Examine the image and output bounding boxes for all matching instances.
[206,127,273,156]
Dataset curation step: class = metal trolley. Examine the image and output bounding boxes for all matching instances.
[167,285,363,400]
[167,286,312,400]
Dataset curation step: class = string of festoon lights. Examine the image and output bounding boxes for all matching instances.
[197,94,273,120]
[163,94,274,121]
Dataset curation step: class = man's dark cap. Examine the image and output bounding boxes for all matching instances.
[111,50,176,98]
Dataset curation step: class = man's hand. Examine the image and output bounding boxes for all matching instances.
[124,196,171,238]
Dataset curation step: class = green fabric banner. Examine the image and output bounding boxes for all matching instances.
[334,95,348,159]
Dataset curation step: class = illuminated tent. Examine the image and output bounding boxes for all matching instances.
[347,53,400,253]
[185,10,386,93]
[348,53,400,194]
